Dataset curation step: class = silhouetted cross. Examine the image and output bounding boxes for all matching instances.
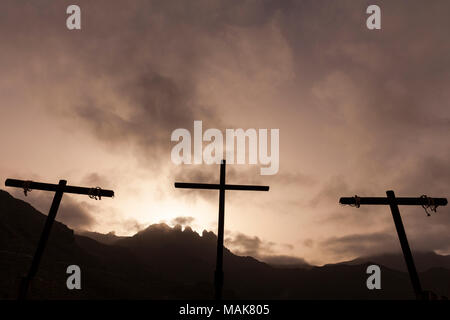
[175,160,269,300]
[5,178,114,300]
[340,190,447,300]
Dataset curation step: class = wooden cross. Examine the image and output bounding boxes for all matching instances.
[4,178,114,300]
[339,190,447,300]
[175,160,269,300]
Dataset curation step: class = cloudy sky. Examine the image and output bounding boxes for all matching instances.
[0,0,449,265]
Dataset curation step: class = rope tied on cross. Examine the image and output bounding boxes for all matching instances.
[420,195,438,217]
[353,195,361,208]
[88,187,103,200]
[340,195,361,208]
[22,180,33,196]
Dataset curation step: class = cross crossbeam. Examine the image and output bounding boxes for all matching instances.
[175,160,269,300]
[175,182,269,191]
[5,179,114,198]
[4,178,114,300]
[339,190,448,300]
[339,196,447,206]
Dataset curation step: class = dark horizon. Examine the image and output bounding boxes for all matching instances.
[2,187,449,269]
[1,189,449,300]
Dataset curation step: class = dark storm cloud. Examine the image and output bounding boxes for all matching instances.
[274,0,450,172]
[413,230,450,253]
[320,225,450,259]
[225,232,310,266]
[8,0,449,173]
[174,165,221,185]
[225,232,274,257]
[2,0,449,167]
[320,232,398,258]
[394,156,450,196]
[73,71,219,166]
[148,0,288,30]
[260,255,310,267]
[0,0,221,165]
[390,156,450,234]
[40,0,289,164]
[171,216,195,226]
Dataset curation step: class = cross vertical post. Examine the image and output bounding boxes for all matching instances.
[339,190,447,300]
[18,179,66,300]
[215,161,226,300]
[386,190,423,299]
[175,160,269,300]
[5,178,114,300]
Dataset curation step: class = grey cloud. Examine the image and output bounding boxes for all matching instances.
[171,216,195,226]
[74,72,217,166]
[393,156,450,232]
[1,0,221,166]
[394,156,450,197]
[320,232,399,259]
[277,1,450,169]
[225,232,274,257]
[412,230,450,253]
[225,232,310,267]
[320,226,450,261]
[174,165,221,185]
[3,0,450,164]
[308,175,378,213]
[260,255,310,267]
[149,0,288,30]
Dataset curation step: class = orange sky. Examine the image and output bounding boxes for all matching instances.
[1,0,449,265]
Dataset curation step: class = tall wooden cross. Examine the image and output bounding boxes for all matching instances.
[175,160,269,300]
[339,190,447,300]
[5,178,114,300]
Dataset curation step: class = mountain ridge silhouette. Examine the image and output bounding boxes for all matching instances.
[335,251,450,273]
[1,189,449,299]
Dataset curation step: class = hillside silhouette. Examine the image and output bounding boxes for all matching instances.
[337,252,450,273]
[1,189,449,299]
